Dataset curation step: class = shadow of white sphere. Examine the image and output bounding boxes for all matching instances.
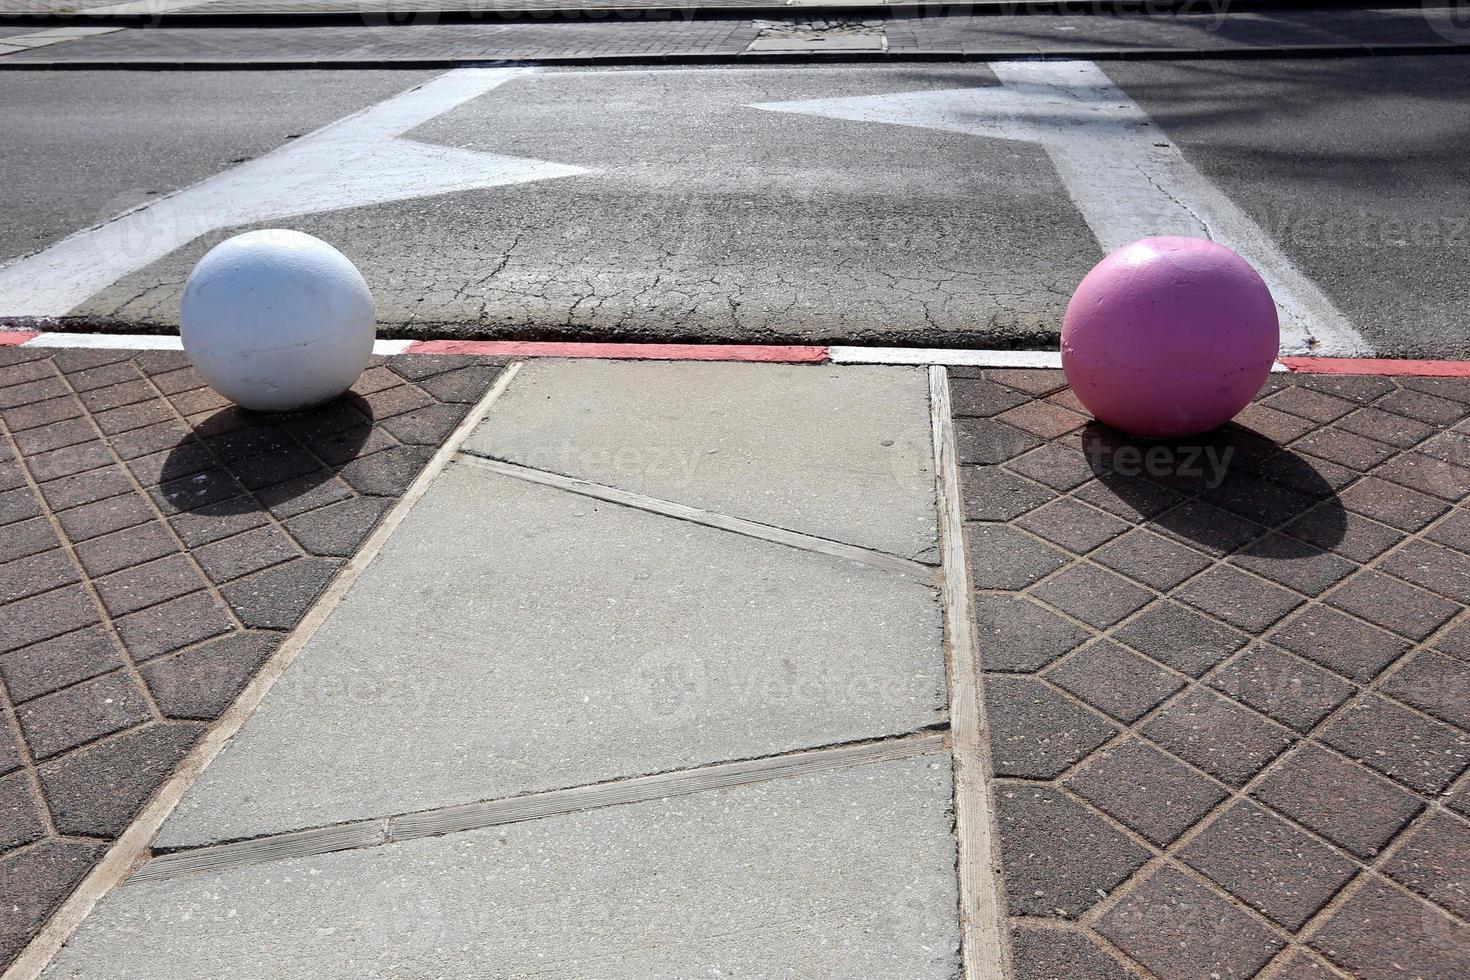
[180,229,375,413]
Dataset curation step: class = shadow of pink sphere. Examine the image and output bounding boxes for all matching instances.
[1062,237,1279,439]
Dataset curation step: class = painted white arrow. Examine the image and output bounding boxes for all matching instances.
[753,60,1368,357]
[0,67,588,318]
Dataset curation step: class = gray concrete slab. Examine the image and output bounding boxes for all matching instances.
[156,460,944,849]
[464,359,938,561]
[52,755,961,979]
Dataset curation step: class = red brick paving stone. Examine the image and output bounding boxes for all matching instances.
[0,485,42,526]
[113,591,235,663]
[54,491,153,543]
[1030,563,1152,629]
[1294,427,1398,472]
[956,417,1043,466]
[168,505,269,548]
[972,595,1089,673]
[1268,952,1347,978]
[0,722,19,775]
[966,523,1069,590]
[988,369,1068,397]
[984,676,1116,779]
[1236,402,1317,443]
[167,385,230,418]
[15,670,152,761]
[258,473,357,519]
[415,364,501,403]
[1180,800,1357,931]
[1253,743,1423,858]
[1112,599,1248,677]
[0,518,57,566]
[1383,809,1470,919]
[0,359,56,391]
[996,401,1086,440]
[61,362,138,394]
[1309,876,1470,979]
[1096,865,1285,979]
[0,583,100,654]
[1004,443,1097,493]
[358,382,436,422]
[37,465,134,512]
[1175,564,1303,633]
[283,495,392,559]
[1376,452,1470,503]
[0,772,45,853]
[385,353,479,383]
[78,379,153,414]
[91,552,206,618]
[152,467,248,516]
[12,417,95,456]
[993,783,1149,918]
[232,447,328,493]
[1282,505,1402,564]
[1337,405,1437,448]
[148,365,206,396]
[1380,539,1470,606]
[1201,472,1322,528]
[1150,499,1265,558]
[1377,387,1468,426]
[140,631,279,720]
[1229,535,1356,597]
[25,440,112,484]
[0,549,79,605]
[1270,604,1410,682]
[0,627,123,704]
[107,419,193,462]
[1073,473,1183,522]
[0,377,69,411]
[1436,618,1470,661]
[1208,645,1355,733]
[0,840,107,966]
[315,425,396,467]
[72,520,179,579]
[1014,496,1130,555]
[959,466,1052,521]
[949,378,1030,418]
[1045,640,1185,723]
[1323,696,1470,799]
[1008,925,1133,980]
[1090,528,1211,591]
[1340,475,1448,531]
[1063,738,1226,847]
[90,398,173,437]
[1295,374,1397,404]
[51,350,133,374]
[219,556,343,630]
[192,525,299,584]
[1262,385,1358,424]
[1400,376,1470,403]
[1419,428,1470,470]
[127,441,211,488]
[1380,650,1470,732]
[1325,571,1458,642]
[1142,687,1296,787]
[38,722,204,838]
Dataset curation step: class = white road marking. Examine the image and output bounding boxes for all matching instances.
[0,67,587,319]
[20,331,413,356]
[829,346,1063,368]
[753,60,1370,357]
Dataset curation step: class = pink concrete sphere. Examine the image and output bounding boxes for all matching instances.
[1061,237,1279,439]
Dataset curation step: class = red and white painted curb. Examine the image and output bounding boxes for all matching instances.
[4,330,1470,378]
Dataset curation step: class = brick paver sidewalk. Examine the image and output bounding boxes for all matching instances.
[0,345,501,971]
[953,368,1470,978]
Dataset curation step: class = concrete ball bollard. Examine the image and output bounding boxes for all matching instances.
[180,229,375,413]
[1061,236,1279,439]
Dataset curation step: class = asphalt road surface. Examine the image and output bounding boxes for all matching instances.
[0,56,1465,356]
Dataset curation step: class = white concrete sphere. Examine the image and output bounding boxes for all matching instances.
[180,230,375,413]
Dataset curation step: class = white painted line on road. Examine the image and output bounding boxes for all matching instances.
[0,27,123,53]
[20,332,415,356]
[753,61,1370,358]
[0,68,588,319]
[830,346,1062,368]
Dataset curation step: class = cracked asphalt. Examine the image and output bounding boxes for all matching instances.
[0,60,1467,353]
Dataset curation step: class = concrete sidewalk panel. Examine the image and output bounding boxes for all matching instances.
[156,461,944,848]
[52,755,961,979]
[463,359,938,561]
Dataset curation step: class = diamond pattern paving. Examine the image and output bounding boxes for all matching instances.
[952,368,1470,979]
[0,346,499,971]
